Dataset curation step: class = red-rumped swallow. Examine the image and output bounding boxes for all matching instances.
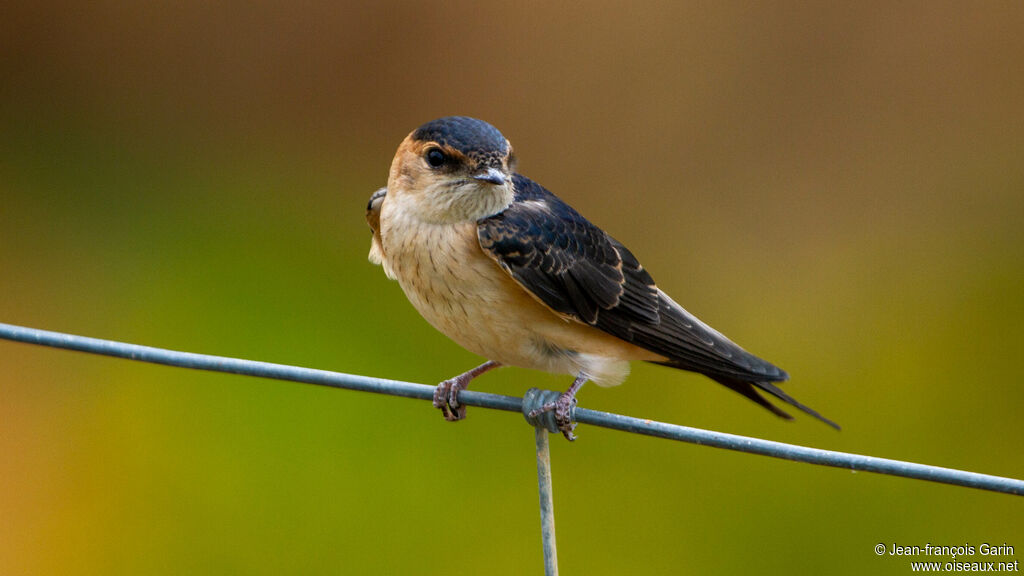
[367,116,837,440]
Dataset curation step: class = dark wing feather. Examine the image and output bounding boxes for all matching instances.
[477,175,658,325]
[478,175,839,429]
[478,175,779,381]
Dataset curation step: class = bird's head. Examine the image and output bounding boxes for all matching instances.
[387,116,517,224]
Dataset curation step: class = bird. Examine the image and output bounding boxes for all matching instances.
[366,116,838,440]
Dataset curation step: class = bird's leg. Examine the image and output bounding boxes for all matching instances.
[433,361,502,422]
[528,373,588,441]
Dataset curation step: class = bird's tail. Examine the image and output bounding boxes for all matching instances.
[710,376,841,430]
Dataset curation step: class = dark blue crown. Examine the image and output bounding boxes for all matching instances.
[412,117,508,158]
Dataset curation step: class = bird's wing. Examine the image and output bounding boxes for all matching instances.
[477,174,787,383]
[366,187,387,266]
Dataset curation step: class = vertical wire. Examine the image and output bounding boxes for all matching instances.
[534,427,559,576]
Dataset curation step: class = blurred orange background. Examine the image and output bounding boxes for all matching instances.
[2,2,1022,574]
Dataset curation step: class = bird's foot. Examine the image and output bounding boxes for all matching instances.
[526,373,588,441]
[432,361,501,422]
[433,375,469,421]
[527,393,579,440]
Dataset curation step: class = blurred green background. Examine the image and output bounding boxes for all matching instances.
[2,2,1022,574]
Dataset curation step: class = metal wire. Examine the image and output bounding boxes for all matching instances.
[2,321,1023,497]
[533,426,558,576]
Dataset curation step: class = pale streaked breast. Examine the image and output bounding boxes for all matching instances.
[379,208,664,384]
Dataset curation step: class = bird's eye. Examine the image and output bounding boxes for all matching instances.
[425,148,448,168]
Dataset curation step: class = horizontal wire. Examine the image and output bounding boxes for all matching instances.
[1,321,1022,496]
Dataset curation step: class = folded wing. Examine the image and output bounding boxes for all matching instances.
[477,175,838,429]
